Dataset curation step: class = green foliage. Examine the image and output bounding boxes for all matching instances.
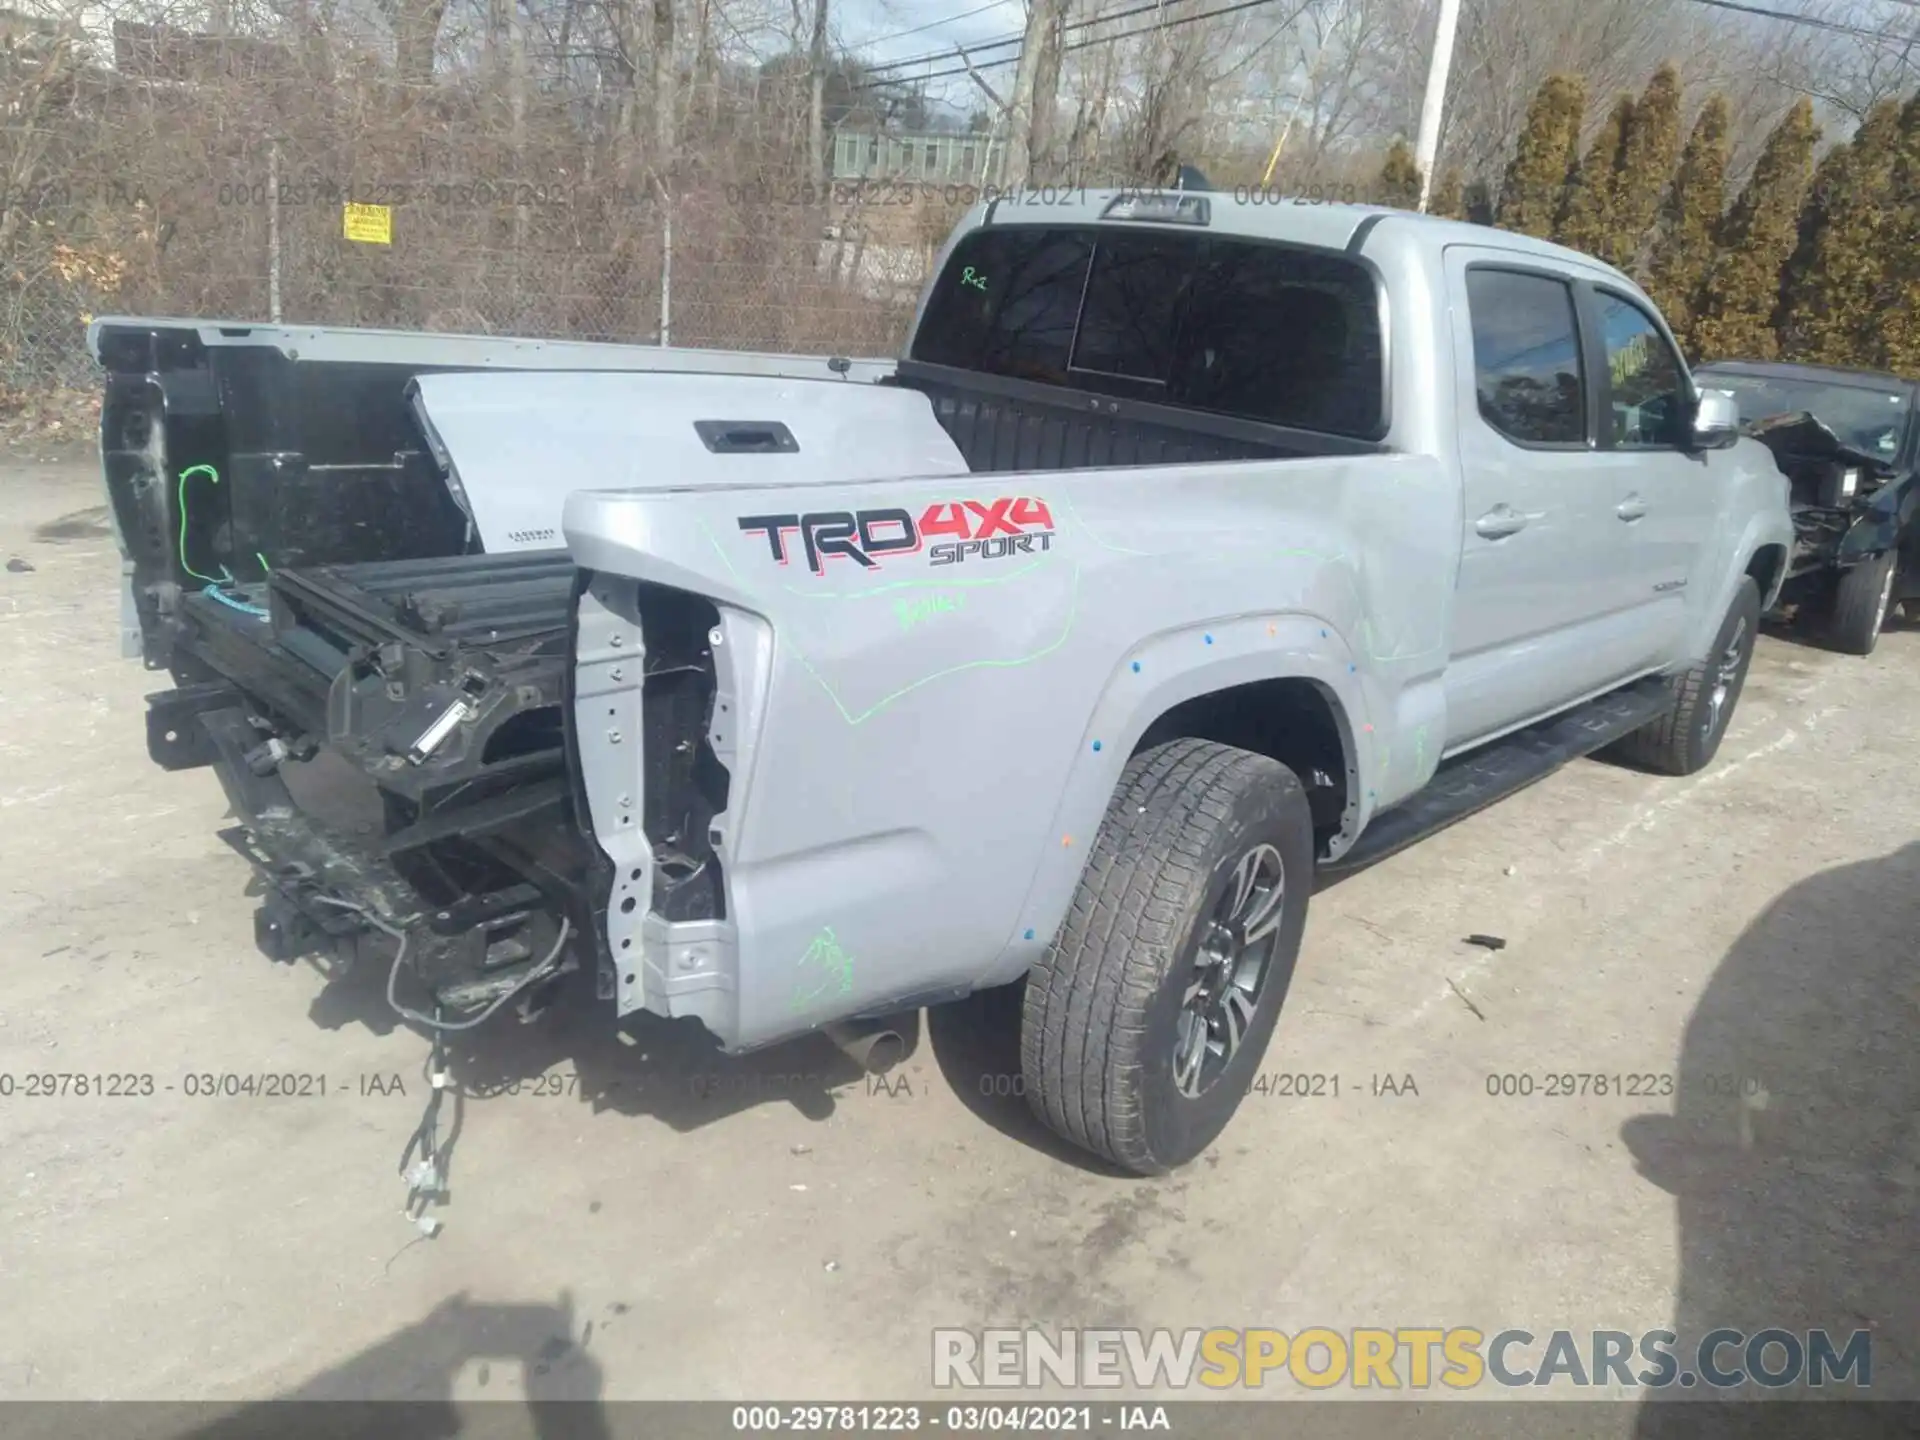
[1615,65,1683,273]
[1376,139,1423,209]
[1642,94,1731,356]
[1420,65,1920,372]
[1873,96,1920,374]
[1429,167,1467,221]
[1498,74,1587,240]
[1691,97,1820,362]
[1463,178,1496,225]
[1774,101,1901,365]
[1557,92,1635,262]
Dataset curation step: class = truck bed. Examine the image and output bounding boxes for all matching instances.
[92,314,1380,1015]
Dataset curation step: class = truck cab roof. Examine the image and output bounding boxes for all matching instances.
[975,188,1638,288]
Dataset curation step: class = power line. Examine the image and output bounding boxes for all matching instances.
[860,2,1015,49]
[860,0,1205,81]
[1677,0,1918,45]
[854,0,1288,91]
[852,0,1920,102]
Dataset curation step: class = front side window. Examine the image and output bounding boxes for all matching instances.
[1465,268,1586,446]
[1596,292,1687,448]
[911,225,1385,439]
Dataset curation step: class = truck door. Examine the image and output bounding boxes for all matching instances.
[1440,252,1655,750]
[1580,285,1717,665]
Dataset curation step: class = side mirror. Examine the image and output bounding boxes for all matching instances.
[1690,389,1741,450]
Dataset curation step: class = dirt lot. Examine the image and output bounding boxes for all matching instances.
[1,458,1914,1414]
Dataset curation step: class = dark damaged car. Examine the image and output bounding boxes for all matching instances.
[1695,359,1920,655]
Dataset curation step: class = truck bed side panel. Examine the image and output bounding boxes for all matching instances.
[562,453,1457,1050]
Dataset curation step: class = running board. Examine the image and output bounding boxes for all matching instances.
[1322,676,1674,879]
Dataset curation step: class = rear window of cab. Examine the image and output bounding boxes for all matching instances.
[911,224,1386,441]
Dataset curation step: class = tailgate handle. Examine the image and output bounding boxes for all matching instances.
[695,420,799,454]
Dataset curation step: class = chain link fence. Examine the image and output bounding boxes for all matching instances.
[0,186,940,401]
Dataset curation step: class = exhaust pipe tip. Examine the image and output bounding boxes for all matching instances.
[823,1018,908,1075]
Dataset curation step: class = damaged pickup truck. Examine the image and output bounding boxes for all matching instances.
[91,194,1794,1174]
[1695,359,1920,655]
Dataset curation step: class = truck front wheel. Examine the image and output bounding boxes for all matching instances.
[1020,738,1314,1174]
[1613,575,1760,776]
[1830,550,1897,656]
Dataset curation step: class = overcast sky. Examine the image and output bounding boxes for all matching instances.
[837,0,1030,103]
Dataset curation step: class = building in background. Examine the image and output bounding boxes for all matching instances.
[832,128,1007,187]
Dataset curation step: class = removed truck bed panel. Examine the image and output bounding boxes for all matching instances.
[408,370,972,554]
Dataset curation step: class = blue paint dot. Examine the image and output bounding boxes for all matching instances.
[1348,663,1357,673]
[1204,633,1214,645]
[1091,740,1103,752]
[1131,660,1141,673]
[1320,629,1328,638]
[1024,928,1036,941]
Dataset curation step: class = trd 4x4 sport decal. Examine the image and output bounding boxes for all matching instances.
[737,498,1055,575]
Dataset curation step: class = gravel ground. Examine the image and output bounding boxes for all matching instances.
[0,459,1913,1421]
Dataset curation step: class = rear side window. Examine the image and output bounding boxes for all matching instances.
[912,225,1385,439]
[1465,269,1586,446]
[1175,242,1382,438]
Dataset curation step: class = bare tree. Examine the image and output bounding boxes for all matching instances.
[372,0,453,83]
[1005,0,1069,188]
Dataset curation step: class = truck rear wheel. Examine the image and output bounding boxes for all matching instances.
[1020,738,1313,1175]
[1830,550,1897,656]
[1613,576,1759,777]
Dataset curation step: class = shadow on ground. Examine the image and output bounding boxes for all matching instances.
[2,1295,617,1440]
[923,980,1136,1177]
[186,1294,606,1440]
[1625,841,1919,1428]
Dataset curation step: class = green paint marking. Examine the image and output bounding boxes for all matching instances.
[960,265,989,292]
[790,564,1083,726]
[699,514,1081,727]
[788,927,856,1013]
[1054,490,1149,557]
[1357,614,1446,666]
[895,590,962,631]
[780,556,1049,599]
[176,464,229,585]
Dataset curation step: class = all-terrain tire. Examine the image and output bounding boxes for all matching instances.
[1020,738,1314,1175]
[1612,576,1760,777]
[1830,550,1897,657]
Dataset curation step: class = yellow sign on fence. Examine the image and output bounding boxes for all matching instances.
[342,202,392,245]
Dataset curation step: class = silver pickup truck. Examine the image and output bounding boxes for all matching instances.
[89,192,1793,1174]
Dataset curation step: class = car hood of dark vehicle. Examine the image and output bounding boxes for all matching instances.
[1741,410,1892,476]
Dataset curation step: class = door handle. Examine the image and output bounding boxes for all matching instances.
[1475,505,1528,539]
[1616,495,1649,522]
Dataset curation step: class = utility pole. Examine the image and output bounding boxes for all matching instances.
[1412,0,1462,212]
